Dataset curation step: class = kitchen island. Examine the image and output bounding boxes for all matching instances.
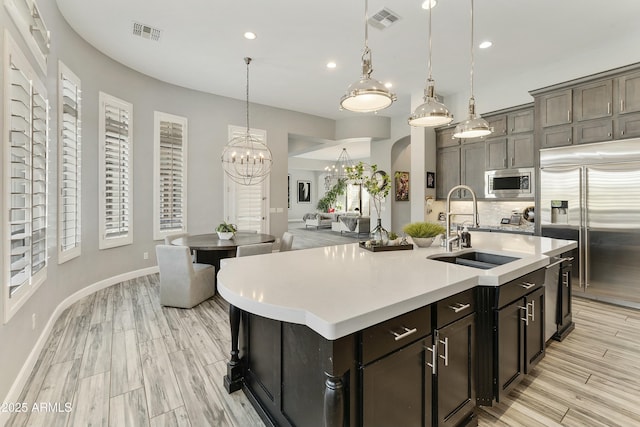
[217,232,576,427]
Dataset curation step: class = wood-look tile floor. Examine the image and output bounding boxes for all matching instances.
[8,274,640,427]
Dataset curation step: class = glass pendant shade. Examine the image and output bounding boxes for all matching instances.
[340,0,396,113]
[408,82,453,126]
[221,57,273,185]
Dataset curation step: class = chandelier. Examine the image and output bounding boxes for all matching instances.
[221,57,273,185]
[324,148,355,183]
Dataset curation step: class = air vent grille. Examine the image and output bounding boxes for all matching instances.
[132,22,162,41]
[369,8,401,30]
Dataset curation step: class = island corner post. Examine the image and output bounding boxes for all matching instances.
[223,304,357,427]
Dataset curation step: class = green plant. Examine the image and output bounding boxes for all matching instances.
[388,231,398,241]
[317,179,347,212]
[346,162,391,219]
[216,221,237,233]
[402,222,445,238]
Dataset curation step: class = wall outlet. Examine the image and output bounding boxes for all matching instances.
[32,313,36,330]
[143,252,149,260]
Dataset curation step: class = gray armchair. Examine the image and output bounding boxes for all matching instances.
[156,245,215,308]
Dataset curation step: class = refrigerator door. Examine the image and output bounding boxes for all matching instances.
[539,166,582,227]
[585,163,640,304]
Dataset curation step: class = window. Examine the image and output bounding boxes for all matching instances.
[57,61,81,263]
[98,92,133,249]
[224,125,269,233]
[153,112,187,240]
[3,32,49,322]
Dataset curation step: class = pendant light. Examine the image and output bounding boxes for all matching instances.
[453,0,492,138]
[324,148,355,183]
[408,0,453,127]
[221,57,273,185]
[340,0,396,113]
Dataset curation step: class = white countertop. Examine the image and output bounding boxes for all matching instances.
[217,232,576,340]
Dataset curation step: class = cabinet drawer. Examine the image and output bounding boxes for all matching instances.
[436,288,475,328]
[497,268,545,308]
[361,305,431,365]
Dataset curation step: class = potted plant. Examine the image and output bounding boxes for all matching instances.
[402,222,446,247]
[346,162,391,245]
[216,221,237,240]
[317,178,347,212]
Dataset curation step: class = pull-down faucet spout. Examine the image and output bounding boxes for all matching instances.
[445,185,479,252]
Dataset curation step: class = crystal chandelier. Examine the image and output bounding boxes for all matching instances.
[221,57,273,185]
[324,148,355,183]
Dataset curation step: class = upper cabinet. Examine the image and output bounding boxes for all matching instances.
[483,105,535,170]
[532,64,640,148]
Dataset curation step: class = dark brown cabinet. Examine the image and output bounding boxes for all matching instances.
[362,338,432,427]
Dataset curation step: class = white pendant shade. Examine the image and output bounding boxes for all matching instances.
[453,116,492,138]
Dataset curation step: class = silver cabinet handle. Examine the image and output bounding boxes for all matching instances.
[439,337,449,367]
[448,303,471,313]
[519,281,536,289]
[563,271,570,287]
[528,300,535,322]
[425,344,437,375]
[519,305,529,326]
[568,110,571,122]
[546,256,573,269]
[621,99,625,112]
[391,327,417,341]
[607,102,611,115]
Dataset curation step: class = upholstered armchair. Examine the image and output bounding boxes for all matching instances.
[156,245,215,308]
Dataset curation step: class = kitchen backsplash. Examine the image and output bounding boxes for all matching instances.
[425,200,535,233]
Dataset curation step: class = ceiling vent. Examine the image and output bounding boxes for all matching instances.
[368,8,401,30]
[132,22,162,41]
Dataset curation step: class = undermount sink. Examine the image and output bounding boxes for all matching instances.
[428,250,521,270]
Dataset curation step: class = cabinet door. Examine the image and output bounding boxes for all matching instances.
[495,300,525,402]
[461,141,485,199]
[575,118,613,144]
[485,138,508,170]
[486,115,507,136]
[525,287,545,372]
[616,111,640,139]
[618,71,640,114]
[508,109,534,134]
[508,134,535,168]
[540,90,572,127]
[436,146,461,199]
[435,314,475,427]
[436,127,459,148]
[558,266,573,336]
[362,338,430,427]
[541,125,573,148]
[574,80,613,122]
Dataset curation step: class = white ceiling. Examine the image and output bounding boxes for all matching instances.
[56,0,640,159]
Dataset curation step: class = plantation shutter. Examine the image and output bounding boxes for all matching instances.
[154,112,187,240]
[58,62,81,262]
[99,92,133,249]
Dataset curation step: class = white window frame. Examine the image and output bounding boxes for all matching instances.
[57,61,81,263]
[98,92,133,249]
[223,125,270,233]
[3,31,49,323]
[153,111,187,241]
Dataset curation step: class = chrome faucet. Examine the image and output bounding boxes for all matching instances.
[445,185,479,252]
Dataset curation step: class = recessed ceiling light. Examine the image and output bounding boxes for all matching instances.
[479,41,493,49]
[422,0,437,10]
[244,32,257,40]
[327,61,337,69]
[384,82,393,89]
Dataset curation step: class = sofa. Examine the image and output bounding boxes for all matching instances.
[331,215,370,237]
[303,212,339,229]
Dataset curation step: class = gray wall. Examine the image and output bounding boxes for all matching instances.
[0,3,336,401]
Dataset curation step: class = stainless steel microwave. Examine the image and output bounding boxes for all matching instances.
[485,168,535,198]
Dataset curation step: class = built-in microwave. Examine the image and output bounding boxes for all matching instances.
[485,168,535,199]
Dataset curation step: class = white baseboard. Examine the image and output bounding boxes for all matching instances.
[0,266,159,426]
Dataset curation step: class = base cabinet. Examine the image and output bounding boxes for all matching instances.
[362,338,432,427]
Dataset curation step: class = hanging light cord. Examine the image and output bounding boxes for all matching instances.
[244,57,251,134]
[360,0,372,77]
[470,0,475,100]
[427,1,433,82]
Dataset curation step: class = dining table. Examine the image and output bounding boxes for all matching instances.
[171,232,276,272]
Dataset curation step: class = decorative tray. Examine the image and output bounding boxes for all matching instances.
[358,241,414,252]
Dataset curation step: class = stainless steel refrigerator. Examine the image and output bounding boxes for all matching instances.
[539,139,640,307]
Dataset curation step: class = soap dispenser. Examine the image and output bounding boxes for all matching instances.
[461,226,471,248]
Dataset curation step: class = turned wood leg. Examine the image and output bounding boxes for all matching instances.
[323,372,345,427]
[224,304,243,393]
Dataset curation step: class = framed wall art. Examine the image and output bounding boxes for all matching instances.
[297,180,311,203]
[395,171,409,201]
